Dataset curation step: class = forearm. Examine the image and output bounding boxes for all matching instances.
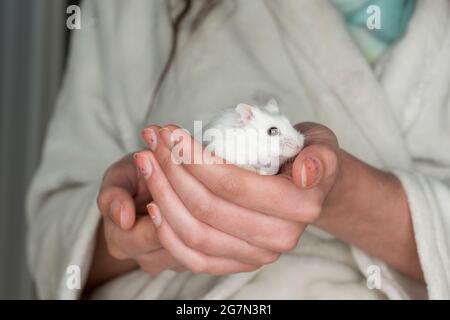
[315,149,423,281]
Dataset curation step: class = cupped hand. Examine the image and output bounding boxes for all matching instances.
[95,153,185,275]
[134,122,339,275]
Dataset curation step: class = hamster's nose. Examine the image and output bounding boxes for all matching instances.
[284,139,302,151]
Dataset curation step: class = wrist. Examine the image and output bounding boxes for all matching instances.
[315,149,400,229]
[312,150,422,280]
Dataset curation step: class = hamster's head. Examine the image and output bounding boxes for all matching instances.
[235,99,304,159]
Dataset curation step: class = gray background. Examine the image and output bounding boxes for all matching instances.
[0,0,78,299]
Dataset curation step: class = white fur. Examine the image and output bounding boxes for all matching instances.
[203,99,304,175]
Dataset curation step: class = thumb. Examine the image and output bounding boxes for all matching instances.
[97,186,136,230]
[291,143,339,192]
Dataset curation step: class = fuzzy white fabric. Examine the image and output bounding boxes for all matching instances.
[26,0,450,299]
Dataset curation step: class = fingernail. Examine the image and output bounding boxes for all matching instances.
[109,200,122,225]
[120,209,134,230]
[147,203,162,227]
[142,128,157,151]
[159,127,174,149]
[301,157,321,188]
[133,152,153,178]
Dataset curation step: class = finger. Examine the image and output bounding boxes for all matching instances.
[147,203,259,275]
[294,122,339,148]
[280,122,339,190]
[103,214,161,259]
[135,248,181,276]
[291,143,339,192]
[97,184,136,230]
[144,125,303,253]
[133,150,278,264]
[156,125,322,222]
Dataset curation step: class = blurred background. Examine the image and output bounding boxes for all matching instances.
[0,0,79,299]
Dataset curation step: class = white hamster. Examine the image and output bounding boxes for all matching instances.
[203,99,304,175]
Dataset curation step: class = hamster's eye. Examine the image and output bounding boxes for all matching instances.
[267,126,279,136]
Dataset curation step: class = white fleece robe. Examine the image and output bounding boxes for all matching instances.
[26,0,450,299]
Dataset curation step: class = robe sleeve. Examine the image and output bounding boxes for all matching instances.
[25,0,170,299]
[352,172,450,299]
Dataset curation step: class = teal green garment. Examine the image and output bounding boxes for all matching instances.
[330,0,416,63]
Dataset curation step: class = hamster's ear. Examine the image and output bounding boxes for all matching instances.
[265,98,280,114]
[236,104,255,123]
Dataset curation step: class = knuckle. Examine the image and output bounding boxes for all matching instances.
[97,185,123,215]
[231,263,261,274]
[145,266,164,276]
[276,233,301,253]
[159,154,173,173]
[291,201,321,223]
[143,268,162,276]
[96,192,107,212]
[96,188,116,214]
[102,161,122,183]
[184,228,208,251]
[172,266,187,272]
[138,261,163,276]
[303,202,321,223]
[261,252,281,265]
[194,198,214,221]
[189,258,207,274]
[103,165,114,180]
[254,251,280,265]
[141,228,158,247]
[324,127,339,146]
[107,245,127,260]
[246,264,262,272]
